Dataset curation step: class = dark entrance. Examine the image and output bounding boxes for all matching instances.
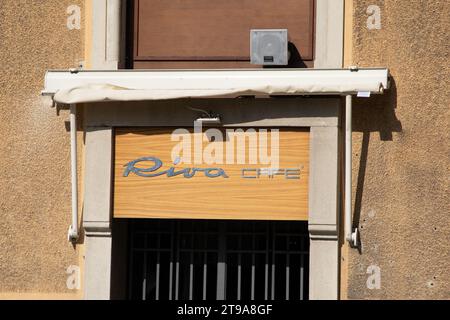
[127,219,309,300]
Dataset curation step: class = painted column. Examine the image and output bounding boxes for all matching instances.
[84,0,121,299]
[83,127,114,299]
[308,126,340,299]
[309,0,344,299]
[314,0,344,69]
[90,0,121,69]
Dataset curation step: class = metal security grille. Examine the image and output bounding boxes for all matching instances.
[128,220,309,300]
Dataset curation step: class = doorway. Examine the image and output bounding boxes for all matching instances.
[127,219,309,300]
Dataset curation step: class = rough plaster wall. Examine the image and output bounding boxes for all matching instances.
[0,0,84,294]
[348,0,449,299]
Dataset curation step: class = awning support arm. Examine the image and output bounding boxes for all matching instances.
[345,95,358,247]
[68,104,79,242]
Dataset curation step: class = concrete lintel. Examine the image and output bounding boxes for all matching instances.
[84,98,340,128]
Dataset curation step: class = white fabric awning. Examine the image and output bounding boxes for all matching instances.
[42,68,389,104]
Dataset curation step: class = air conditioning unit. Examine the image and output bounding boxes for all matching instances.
[250,29,288,66]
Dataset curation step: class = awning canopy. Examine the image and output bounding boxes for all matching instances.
[42,68,389,104]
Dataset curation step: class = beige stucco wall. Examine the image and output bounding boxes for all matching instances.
[343,0,449,299]
[1,0,448,300]
[0,0,85,298]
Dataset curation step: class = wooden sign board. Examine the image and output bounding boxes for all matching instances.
[114,128,309,220]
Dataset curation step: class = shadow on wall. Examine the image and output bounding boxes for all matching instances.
[263,42,308,68]
[287,42,308,68]
[351,77,402,251]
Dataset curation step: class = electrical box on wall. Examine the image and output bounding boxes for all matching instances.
[250,29,288,65]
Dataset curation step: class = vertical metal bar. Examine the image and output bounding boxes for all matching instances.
[128,222,134,300]
[169,222,174,300]
[271,226,275,300]
[286,236,290,300]
[189,251,194,300]
[300,254,304,300]
[155,234,160,300]
[202,230,208,300]
[175,223,180,300]
[237,236,242,300]
[216,222,226,300]
[203,252,207,300]
[251,233,255,300]
[142,251,147,300]
[264,223,269,300]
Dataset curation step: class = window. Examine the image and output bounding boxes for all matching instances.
[128,0,315,69]
[128,219,309,300]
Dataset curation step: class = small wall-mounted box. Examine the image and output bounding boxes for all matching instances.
[250,29,288,66]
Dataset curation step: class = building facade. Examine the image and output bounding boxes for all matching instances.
[0,0,448,300]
